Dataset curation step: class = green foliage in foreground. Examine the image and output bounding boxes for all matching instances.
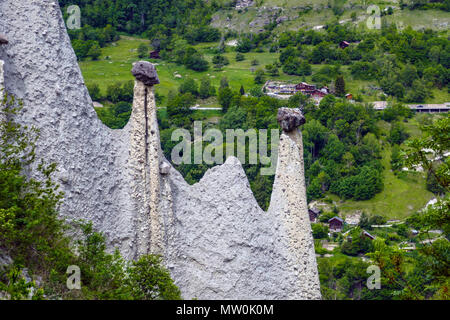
[318,115,449,300]
[369,115,450,300]
[318,254,372,300]
[0,93,180,300]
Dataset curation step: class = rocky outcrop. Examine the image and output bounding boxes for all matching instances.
[236,0,254,10]
[277,107,306,132]
[0,1,320,300]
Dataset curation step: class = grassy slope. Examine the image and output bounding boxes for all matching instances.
[79,37,300,101]
[79,37,150,94]
[332,144,434,220]
[332,115,435,220]
[79,35,450,105]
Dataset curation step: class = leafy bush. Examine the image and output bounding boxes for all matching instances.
[212,55,230,66]
[254,69,265,84]
[235,53,245,61]
[106,81,134,103]
[312,224,330,239]
[179,78,199,96]
[137,43,149,58]
[199,77,216,99]
[87,83,102,101]
[236,37,252,53]
[126,255,181,300]
[340,228,374,256]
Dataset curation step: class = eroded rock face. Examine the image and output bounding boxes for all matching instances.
[0,0,136,258]
[0,59,4,92]
[0,0,320,300]
[277,107,306,132]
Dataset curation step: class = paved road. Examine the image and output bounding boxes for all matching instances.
[190,107,222,110]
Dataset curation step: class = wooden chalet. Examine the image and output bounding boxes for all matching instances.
[308,207,320,223]
[295,82,316,94]
[362,230,375,240]
[339,41,350,49]
[149,50,161,59]
[328,216,344,232]
[311,90,327,98]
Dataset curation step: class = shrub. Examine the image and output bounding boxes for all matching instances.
[87,42,101,60]
[235,53,245,61]
[179,78,199,96]
[236,37,252,53]
[87,83,102,101]
[137,43,149,58]
[199,77,215,99]
[212,55,229,66]
[113,101,132,116]
[126,255,181,300]
[312,224,330,239]
[106,81,134,103]
[254,69,265,84]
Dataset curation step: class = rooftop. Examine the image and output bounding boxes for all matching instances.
[328,216,344,223]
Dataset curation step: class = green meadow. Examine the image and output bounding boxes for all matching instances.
[79,36,300,105]
[79,36,449,107]
[333,144,434,220]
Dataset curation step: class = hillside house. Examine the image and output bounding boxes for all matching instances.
[339,41,350,49]
[263,81,329,103]
[328,216,344,232]
[308,207,320,223]
[362,230,375,240]
[149,50,161,59]
[311,90,327,100]
[295,82,316,94]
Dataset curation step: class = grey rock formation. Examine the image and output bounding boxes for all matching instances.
[131,61,159,86]
[277,107,306,132]
[0,59,4,92]
[276,16,289,24]
[0,1,321,300]
[0,249,12,270]
[268,113,321,299]
[236,0,254,10]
